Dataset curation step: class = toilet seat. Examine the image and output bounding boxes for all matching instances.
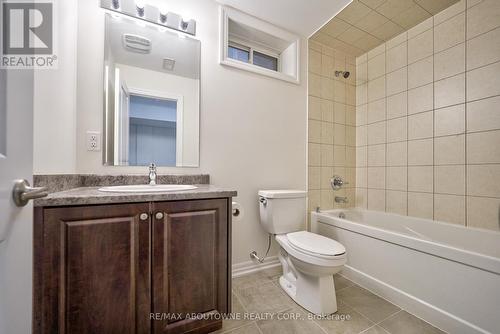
[286,231,345,258]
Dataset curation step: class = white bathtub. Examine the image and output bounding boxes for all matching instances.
[311,209,500,334]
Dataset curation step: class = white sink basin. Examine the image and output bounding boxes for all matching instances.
[98,184,198,193]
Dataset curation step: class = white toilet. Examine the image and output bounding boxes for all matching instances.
[258,190,346,315]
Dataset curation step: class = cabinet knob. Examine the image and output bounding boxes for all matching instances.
[155,212,164,220]
[139,213,149,221]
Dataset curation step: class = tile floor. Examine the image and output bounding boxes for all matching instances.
[215,267,446,334]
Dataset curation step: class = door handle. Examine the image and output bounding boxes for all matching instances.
[12,179,48,207]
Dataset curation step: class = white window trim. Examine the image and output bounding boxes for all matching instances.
[219,5,300,85]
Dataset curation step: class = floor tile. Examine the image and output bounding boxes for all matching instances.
[334,274,355,291]
[236,282,294,314]
[214,293,253,334]
[337,285,400,323]
[224,323,262,334]
[314,300,374,334]
[361,325,390,334]
[379,311,445,334]
[233,267,282,292]
[257,308,326,334]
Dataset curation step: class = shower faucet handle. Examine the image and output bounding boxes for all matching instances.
[331,175,348,191]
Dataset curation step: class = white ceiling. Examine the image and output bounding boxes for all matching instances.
[217,0,353,37]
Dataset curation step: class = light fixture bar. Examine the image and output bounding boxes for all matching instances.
[100,0,196,36]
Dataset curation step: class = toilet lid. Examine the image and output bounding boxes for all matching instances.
[286,231,345,257]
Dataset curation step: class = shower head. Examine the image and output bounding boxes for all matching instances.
[335,70,350,79]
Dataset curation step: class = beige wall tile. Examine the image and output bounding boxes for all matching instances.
[466,27,500,70]
[309,40,322,52]
[309,190,321,211]
[387,142,408,166]
[434,194,466,225]
[356,104,368,126]
[356,146,368,167]
[408,29,433,63]
[434,134,466,165]
[434,104,465,137]
[321,99,334,123]
[434,12,465,53]
[356,54,368,65]
[467,0,500,39]
[357,83,368,106]
[309,167,321,190]
[368,99,386,124]
[368,144,386,167]
[309,96,322,120]
[321,77,334,100]
[321,122,334,144]
[387,43,408,73]
[334,124,346,145]
[309,49,322,75]
[386,67,408,96]
[408,111,434,140]
[434,73,465,109]
[466,61,500,101]
[386,31,407,49]
[386,190,408,215]
[333,145,346,167]
[357,61,368,85]
[467,196,500,231]
[386,92,408,119]
[334,80,346,103]
[368,76,386,102]
[346,126,356,146]
[387,167,407,191]
[434,0,466,25]
[321,144,334,166]
[368,189,386,211]
[435,165,466,195]
[356,167,368,188]
[321,189,334,209]
[309,74,322,97]
[408,84,433,115]
[355,188,368,208]
[408,192,434,219]
[408,166,433,192]
[368,121,387,145]
[346,84,356,106]
[346,106,356,126]
[387,117,408,143]
[434,43,466,81]
[408,56,433,89]
[467,96,500,132]
[322,54,334,78]
[368,43,386,59]
[408,16,433,38]
[346,146,356,167]
[408,138,434,165]
[334,102,346,124]
[309,143,321,166]
[309,120,322,143]
[368,53,386,80]
[357,125,368,146]
[467,130,500,164]
[368,167,386,189]
[467,164,500,197]
[320,166,334,189]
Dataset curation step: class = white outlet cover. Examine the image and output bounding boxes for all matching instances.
[86,131,101,151]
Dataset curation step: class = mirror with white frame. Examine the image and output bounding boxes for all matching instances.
[103,13,200,167]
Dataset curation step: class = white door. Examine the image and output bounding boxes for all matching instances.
[0,68,36,332]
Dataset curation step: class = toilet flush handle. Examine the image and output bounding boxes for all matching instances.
[259,197,267,206]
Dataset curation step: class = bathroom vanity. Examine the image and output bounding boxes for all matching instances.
[32,178,236,334]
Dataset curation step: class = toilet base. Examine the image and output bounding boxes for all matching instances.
[278,250,339,315]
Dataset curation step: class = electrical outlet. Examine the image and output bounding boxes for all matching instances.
[86,131,101,151]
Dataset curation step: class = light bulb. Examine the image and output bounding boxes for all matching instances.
[135,0,145,9]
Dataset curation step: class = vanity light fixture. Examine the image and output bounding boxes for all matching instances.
[100,0,196,36]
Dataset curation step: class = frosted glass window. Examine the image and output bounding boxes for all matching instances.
[253,51,278,71]
[228,45,250,63]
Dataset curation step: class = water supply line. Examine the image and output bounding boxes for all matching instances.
[250,233,273,263]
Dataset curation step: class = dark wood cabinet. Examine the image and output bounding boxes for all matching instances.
[34,199,232,334]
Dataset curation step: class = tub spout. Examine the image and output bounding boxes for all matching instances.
[335,196,349,204]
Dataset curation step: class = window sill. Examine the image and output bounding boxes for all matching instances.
[220,58,299,85]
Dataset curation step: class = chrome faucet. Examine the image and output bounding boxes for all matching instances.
[149,163,157,185]
[335,196,349,204]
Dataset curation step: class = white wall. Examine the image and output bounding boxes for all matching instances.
[34,0,77,174]
[34,0,307,266]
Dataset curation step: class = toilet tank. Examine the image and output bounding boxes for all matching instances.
[258,190,307,234]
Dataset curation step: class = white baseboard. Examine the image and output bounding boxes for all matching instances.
[232,256,280,278]
[341,265,488,334]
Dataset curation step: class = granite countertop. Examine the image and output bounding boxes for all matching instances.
[34,185,238,207]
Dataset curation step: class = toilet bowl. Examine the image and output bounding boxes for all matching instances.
[258,190,347,315]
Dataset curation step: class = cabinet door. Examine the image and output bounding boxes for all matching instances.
[34,203,151,334]
[151,199,230,334]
